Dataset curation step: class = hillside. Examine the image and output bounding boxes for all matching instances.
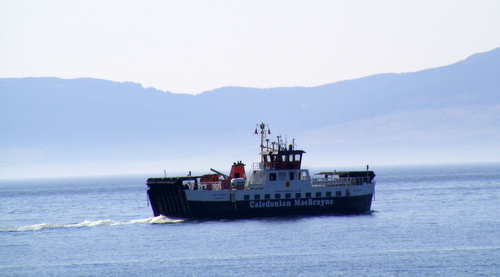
[1,48,499,178]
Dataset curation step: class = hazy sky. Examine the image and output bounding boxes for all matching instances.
[1,0,499,94]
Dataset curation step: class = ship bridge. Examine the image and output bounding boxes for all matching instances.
[255,122,305,171]
[261,149,305,170]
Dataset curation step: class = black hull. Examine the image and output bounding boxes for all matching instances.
[147,178,192,218]
[147,179,373,219]
[184,194,373,219]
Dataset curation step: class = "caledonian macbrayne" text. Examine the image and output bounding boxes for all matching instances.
[249,199,334,208]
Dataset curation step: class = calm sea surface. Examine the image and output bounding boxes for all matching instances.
[1,163,499,276]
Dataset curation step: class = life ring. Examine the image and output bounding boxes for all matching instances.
[285,181,290,188]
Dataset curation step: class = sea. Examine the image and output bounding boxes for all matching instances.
[1,163,499,276]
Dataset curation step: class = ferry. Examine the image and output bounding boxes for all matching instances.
[146,123,376,219]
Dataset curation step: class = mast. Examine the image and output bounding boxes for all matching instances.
[258,122,270,153]
[255,122,305,170]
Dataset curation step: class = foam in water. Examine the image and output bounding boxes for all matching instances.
[2,215,183,232]
[126,215,184,224]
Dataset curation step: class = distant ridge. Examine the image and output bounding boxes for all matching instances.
[1,48,499,178]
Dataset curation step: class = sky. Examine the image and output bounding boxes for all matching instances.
[1,1,500,95]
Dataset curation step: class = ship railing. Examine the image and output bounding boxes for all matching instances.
[251,163,261,171]
[194,181,223,191]
[252,162,280,171]
[311,177,361,187]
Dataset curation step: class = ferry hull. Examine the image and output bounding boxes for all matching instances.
[184,194,373,219]
[147,180,373,219]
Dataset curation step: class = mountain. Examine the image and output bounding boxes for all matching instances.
[1,48,499,178]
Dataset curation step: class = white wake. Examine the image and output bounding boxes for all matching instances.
[2,215,183,232]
